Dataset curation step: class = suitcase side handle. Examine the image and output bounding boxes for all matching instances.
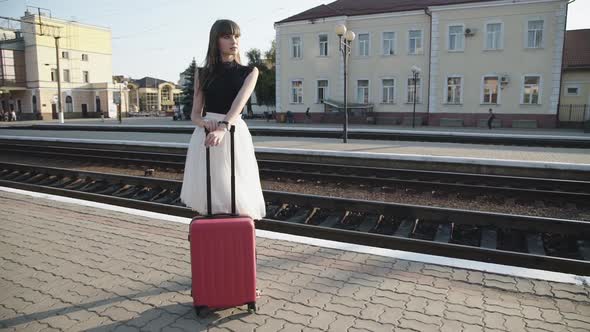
[204,125,237,217]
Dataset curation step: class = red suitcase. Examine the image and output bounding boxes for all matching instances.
[188,125,257,315]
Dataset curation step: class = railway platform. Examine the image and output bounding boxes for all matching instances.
[1,187,589,331]
[1,117,589,148]
[0,128,589,180]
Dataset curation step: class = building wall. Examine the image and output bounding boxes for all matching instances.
[275,0,568,127]
[561,70,590,105]
[431,0,566,127]
[16,13,115,120]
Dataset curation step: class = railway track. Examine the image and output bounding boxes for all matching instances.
[0,161,588,276]
[1,142,589,206]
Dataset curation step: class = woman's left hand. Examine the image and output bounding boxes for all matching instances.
[204,129,226,147]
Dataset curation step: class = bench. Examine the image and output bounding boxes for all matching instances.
[440,118,464,127]
[512,120,537,128]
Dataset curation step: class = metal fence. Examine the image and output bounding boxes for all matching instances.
[558,104,589,122]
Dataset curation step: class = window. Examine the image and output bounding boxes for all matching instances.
[161,86,171,103]
[145,93,158,110]
[291,37,302,58]
[522,75,540,104]
[357,80,369,104]
[0,50,16,83]
[382,79,395,103]
[65,95,73,112]
[382,32,395,55]
[174,93,182,104]
[482,76,499,104]
[63,69,70,82]
[317,80,328,103]
[291,80,303,103]
[82,54,89,61]
[446,77,462,104]
[448,25,464,51]
[527,20,543,48]
[61,51,69,59]
[485,23,502,49]
[50,68,58,82]
[407,77,421,103]
[319,34,328,56]
[565,85,580,96]
[408,30,423,54]
[358,33,370,56]
[83,71,89,83]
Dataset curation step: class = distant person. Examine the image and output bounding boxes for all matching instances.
[305,107,311,123]
[487,108,495,130]
[10,110,17,122]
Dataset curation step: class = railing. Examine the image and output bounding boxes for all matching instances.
[558,104,589,122]
[0,78,27,88]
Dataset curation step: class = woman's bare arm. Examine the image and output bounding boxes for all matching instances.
[191,69,205,128]
[223,67,259,126]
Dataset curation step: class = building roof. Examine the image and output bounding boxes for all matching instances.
[275,0,500,24]
[132,77,180,89]
[563,29,590,70]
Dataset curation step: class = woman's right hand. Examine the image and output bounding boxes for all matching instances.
[201,119,218,132]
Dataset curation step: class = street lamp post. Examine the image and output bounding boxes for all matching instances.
[335,24,355,143]
[410,65,421,128]
[118,80,128,124]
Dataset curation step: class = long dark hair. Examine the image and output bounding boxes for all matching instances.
[198,19,243,91]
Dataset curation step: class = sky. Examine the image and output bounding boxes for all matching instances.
[2,0,589,83]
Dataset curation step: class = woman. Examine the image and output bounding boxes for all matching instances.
[180,19,266,222]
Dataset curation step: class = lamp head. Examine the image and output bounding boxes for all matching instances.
[335,24,347,36]
[345,30,355,41]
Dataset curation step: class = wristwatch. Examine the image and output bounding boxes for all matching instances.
[217,120,229,132]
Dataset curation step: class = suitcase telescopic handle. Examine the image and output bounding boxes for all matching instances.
[204,125,237,217]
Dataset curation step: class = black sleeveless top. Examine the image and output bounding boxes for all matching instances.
[202,61,254,116]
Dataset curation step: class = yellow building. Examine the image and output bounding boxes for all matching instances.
[122,76,182,115]
[0,11,126,120]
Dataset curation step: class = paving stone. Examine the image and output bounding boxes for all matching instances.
[308,310,337,330]
[256,317,286,332]
[274,309,312,326]
[326,314,355,331]
[398,318,440,332]
[2,190,588,332]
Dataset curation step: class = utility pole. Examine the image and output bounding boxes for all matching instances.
[55,36,63,123]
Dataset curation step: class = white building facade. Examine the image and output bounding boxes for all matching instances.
[274,0,568,128]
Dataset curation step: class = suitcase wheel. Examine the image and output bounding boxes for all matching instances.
[247,302,256,313]
[194,305,207,317]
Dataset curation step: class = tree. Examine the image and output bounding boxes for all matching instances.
[245,40,276,115]
[258,40,276,111]
[245,49,265,118]
[180,58,197,120]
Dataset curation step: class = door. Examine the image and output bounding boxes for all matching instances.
[81,104,88,117]
[95,96,101,113]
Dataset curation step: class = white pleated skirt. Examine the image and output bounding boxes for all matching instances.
[180,112,267,220]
